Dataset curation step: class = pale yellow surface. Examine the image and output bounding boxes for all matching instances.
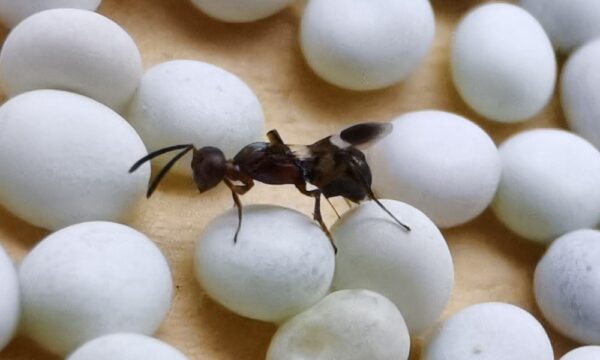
[0,0,578,359]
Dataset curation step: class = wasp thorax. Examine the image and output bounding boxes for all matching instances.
[191,147,226,192]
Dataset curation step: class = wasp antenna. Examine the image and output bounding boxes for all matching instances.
[146,145,195,198]
[348,158,410,232]
[129,144,194,173]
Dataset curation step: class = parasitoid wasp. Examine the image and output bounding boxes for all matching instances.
[129,122,410,249]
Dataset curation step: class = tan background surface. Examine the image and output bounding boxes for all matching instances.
[0,0,579,359]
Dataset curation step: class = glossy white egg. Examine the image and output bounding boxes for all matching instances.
[0,0,101,28]
[190,0,293,22]
[68,333,189,360]
[0,8,141,111]
[128,60,264,175]
[493,129,600,242]
[267,290,410,360]
[562,39,600,150]
[535,230,600,345]
[561,346,600,360]
[19,222,173,356]
[332,200,453,335]
[195,205,335,323]
[300,0,435,90]
[368,111,501,228]
[423,303,553,360]
[0,90,149,230]
[520,0,600,53]
[452,3,556,122]
[0,244,19,351]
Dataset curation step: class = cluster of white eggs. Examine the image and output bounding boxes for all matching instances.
[0,0,600,359]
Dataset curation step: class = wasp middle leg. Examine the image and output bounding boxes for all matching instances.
[295,181,337,252]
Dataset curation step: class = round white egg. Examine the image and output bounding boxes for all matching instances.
[535,230,600,345]
[368,111,501,228]
[195,204,335,323]
[300,0,435,91]
[19,222,173,356]
[562,39,600,150]
[451,3,556,122]
[423,302,554,360]
[520,0,600,53]
[0,244,19,351]
[492,129,600,242]
[0,90,149,230]
[68,333,189,360]
[561,346,600,360]
[190,0,293,22]
[0,8,142,111]
[332,200,453,335]
[267,289,410,360]
[0,0,101,28]
[128,60,264,175]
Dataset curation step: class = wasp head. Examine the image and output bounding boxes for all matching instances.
[192,146,226,192]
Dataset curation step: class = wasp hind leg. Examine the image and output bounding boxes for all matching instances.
[347,160,410,232]
[325,197,341,219]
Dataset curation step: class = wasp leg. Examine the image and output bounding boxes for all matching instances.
[325,197,341,219]
[267,129,285,145]
[343,198,354,209]
[224,178,255,243]
[295,182,337,252]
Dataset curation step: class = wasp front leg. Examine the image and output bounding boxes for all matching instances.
[224,177,255,243]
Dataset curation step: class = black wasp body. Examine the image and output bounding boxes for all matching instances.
[130,122,410,249]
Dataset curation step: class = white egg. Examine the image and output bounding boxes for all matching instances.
[0,8,142,111]
[423,302,554,360]
[561,346,600,360]
[535,230,600,345]
[128,60,264,175]
[0,0,101,28]
[190,0,293,22]
[520,0,600,53]
[195,204,335,323]
[19,222,173,356]
[0,244,19,351]
[300,0,435,91]
[562,39,600,150]
[332,200,453,335]
[267,289,410,360]
[67,333,189,360]
[452,3,556,122]
[0,90,149,230]
[368,111,501,228]
[492,129,600,242]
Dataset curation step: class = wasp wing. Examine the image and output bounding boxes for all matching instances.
[329,122,393,150]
